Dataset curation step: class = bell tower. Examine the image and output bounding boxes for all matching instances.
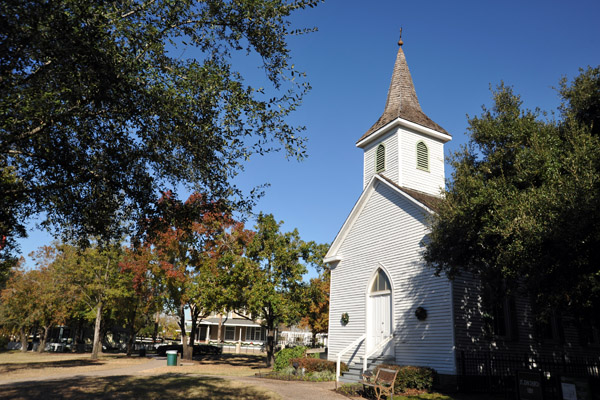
[356,36,451,196]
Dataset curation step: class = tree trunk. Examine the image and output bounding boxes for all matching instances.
[91,300,103,359]
[217,314,223,343]
[38,325,51,353]
[179,305,192,360]
[189,306,199,349]
[74,318,85,352]
[265,322,275,367]
[30,323,38,351]
[126,304,138,357]
[20,326,28,353]
[152,312,159,344]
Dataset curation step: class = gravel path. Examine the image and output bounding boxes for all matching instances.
[0,356,348,400]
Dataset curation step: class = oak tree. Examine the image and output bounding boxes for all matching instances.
[230,213,324,367]
[425,67,600,324]
[1,0,320,258]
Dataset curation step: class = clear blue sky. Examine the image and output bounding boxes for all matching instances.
[17,0,600,274]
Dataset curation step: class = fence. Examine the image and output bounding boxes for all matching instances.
[457,351,600,399]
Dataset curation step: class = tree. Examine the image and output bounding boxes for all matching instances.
[1,0,320,250]
[52,243,128,359]
[230,213,323,367]
[29,250,79,353]
[124,192,252,360]
[0,261,34,352]
[424,67,600,323]
[300,251,330,346]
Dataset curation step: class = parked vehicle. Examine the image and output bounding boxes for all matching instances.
[156,343,222,356]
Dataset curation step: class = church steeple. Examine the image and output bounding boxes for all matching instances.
[357,39,448,145]
[357,36,451,196]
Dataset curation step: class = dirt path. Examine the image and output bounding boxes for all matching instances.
[220,375,346,400]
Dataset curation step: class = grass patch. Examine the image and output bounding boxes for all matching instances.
[0,351,149,380]
[0,374,281,399]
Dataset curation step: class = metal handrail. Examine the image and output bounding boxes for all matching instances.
[336,334,366,382]
[362,334,394,373]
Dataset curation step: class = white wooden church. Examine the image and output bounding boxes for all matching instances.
[325,39,600,388]
[324,39,455,381]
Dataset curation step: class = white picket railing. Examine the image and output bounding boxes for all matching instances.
[362,334,394,373]
[335,334,366,382]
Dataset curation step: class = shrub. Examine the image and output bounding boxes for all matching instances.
[279,366,296,376]
[273,346,306,371]
[375,364,435,393]
[310,370,336,381]
[290,357,348,374]
[335,383,363,397]
[0,335,8,350]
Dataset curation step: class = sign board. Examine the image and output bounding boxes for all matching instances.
[561,382,577,400]
[561,376,591,400]
[517,371,543,400]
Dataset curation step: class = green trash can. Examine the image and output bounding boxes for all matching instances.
[166,350,178,366]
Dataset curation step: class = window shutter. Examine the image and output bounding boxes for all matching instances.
[376,144,385,173]
[416,141,429,171]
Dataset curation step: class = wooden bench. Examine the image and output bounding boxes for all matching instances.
[361,367,398,400]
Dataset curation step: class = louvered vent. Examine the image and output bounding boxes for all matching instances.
[417,141,429,171]
[376,144,385,173]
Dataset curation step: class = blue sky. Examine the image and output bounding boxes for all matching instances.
[17,0,600,274]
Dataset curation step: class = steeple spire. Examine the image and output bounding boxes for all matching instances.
[357,38,448,144]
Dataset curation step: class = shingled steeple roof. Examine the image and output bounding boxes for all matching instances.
[357,42,448,144]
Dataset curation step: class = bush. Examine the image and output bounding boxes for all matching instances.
[310,370,336,381]
[290,357,348,373]
[0,335,8,350]
[335,383,363,397]
[375,364,435,393]
[273,346,306,371]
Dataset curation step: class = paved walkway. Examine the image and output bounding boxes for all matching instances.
[0,356,348,400]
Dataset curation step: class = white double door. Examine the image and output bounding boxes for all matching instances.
[367,292,392,355]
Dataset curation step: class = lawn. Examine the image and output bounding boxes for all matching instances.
[0,351,149,381]
[0,351,281,400]
[142,353,272,377]
[0,374,280,400]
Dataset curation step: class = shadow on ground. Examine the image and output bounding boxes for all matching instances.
[0,374,276,400]
[0,359,103,374]
[194,353,267,369]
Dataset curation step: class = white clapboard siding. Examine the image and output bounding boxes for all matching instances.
[328,180,456,374]
[363,129,399,188]
[398,127,445,196]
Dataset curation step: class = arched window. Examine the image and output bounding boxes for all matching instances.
[416,141,429,171]
[371,269,391,293]
[375,144,385,173]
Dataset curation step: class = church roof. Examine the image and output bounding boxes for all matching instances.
[357,44,449,144]
[377,174,441,212]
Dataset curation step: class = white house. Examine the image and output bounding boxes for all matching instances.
[324,39,455,381]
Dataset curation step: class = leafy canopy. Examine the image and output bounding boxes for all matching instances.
[0,0,320,249]
[425,66,600,321]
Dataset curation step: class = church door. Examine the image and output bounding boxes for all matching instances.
[367,269,393,355]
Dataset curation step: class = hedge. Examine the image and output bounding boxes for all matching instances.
[273,346,307,371]
[374,364,435,393]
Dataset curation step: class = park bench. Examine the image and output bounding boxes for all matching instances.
[361,367,398,400]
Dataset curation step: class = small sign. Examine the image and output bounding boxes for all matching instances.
[517,371,543,400]
[561,382,577,400]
